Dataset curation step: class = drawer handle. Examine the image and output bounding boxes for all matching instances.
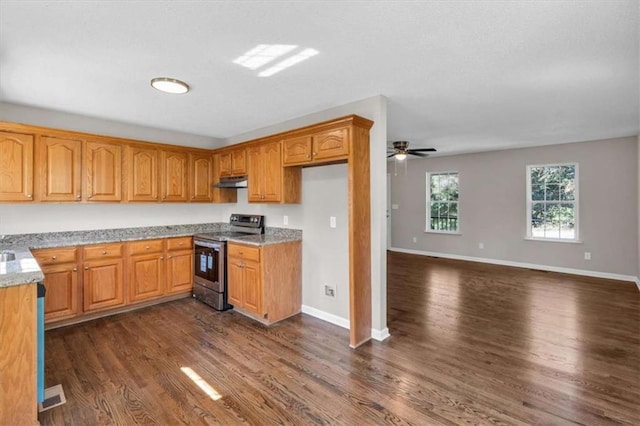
[51,256,57,260]
[179,242,183,246]
[145,246,150,250]
[102,251,108,255]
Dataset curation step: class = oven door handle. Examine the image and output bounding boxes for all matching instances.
[194,240,222,250]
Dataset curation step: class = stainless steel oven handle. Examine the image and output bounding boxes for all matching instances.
[194,240,222,250]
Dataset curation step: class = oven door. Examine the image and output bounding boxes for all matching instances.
[193,239,224,292]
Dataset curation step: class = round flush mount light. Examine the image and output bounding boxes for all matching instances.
[150,77,190,94]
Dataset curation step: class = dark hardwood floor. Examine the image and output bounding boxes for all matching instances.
[40,251,640,425]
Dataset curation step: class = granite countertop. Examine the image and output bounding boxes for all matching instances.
[0,223,302,288]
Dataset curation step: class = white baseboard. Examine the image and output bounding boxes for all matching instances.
[636,277,640,292]
[301,305,391,342]
[389,247,638,284]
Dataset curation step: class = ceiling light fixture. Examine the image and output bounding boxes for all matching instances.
[395,153,407,161]
[258,48,319,77]
[150,77,190,94]
[233,44,298,70]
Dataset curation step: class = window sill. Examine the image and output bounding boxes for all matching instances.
[425,230,462,236]
[524,237,582,244]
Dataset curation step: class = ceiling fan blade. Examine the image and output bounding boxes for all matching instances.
[409,152,429,157]
[408,148,437,152]
[387,153,397,158]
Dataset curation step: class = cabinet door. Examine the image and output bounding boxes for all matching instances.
[262,142,282,202]
[127,146,158,202]
[227,258,243,307]
[219,152,232,177]
[282,135,312,166]
[242,261,262,315]
[0,131,34,201]
[161,151,188,201]
[41,263,79,322]
[85,140,122,201]
[83,258,124,312]
[129,253,164,302]
[189,153,212,202]
[231,149,247,175]
[312,128,348,161]
[38,135,82,202]
[247,146,264,202]
[166,250,193,294]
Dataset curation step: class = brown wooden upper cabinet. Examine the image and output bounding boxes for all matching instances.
[219,148,246,177]
[282,128,349,166]
[247,141,301,203]
[161,150,189,202]
[189,152,213,202]
[212,153,238,203]
[85,140,122,202]
[36,135,83,202]
[125,145,159,202]
[0,130,34,201]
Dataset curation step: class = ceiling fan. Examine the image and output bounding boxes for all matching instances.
[387,141,436,160]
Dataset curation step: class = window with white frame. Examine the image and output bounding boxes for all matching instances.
[426,171,459,233]
[526,163,578,241]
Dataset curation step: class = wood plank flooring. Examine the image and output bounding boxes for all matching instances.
[40,251,640,425]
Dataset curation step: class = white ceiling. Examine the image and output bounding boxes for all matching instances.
[0,1,637,154]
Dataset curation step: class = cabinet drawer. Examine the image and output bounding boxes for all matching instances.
[167,237,192,251]
[228,243,260,262]
[33,247,78,266]
[83,243,124,260]
[128,239,164,255]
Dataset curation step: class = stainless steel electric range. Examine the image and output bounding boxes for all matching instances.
[192,214,265,310]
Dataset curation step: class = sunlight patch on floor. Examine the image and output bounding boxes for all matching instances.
[181,367,222,401]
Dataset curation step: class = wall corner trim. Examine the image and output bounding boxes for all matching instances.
[371,327,390,342]
[635,277,640,292]
[389,247,638,284]
[301,305,392,341]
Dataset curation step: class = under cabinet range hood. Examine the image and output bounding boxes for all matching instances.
[213,175,248,188]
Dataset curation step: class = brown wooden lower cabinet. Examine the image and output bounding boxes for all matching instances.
[83,257,125,312]
[35,237,194,326]
[227,240,301,324]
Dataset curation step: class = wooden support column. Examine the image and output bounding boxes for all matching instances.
[347,117,374,348]
[0,283,37,425]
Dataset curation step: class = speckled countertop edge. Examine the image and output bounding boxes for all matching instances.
[0,223,302,288]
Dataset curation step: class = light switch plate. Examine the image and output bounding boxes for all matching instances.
[283,215,288,225]
[330,216,337,228]
[392,204,399,210]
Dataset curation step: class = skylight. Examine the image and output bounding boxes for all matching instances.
[233,44,319,77]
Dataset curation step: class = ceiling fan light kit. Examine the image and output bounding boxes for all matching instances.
[387,140,436,160]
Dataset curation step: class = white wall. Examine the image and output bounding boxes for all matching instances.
[390,137,639,278]
[638,135,640,284]
[223,95,389,335]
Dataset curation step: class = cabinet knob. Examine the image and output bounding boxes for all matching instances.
[102,251,107,255]
[191,196,195,199]
[72,267,77,272]
[51,256,57,260]
[163,195,167,200]
[27,194,32,198]
[145,246,150,250]
[76,194,81,199]
[160,256,164,260]
[84,266,89,270]
[168,255,173,259]
[88,195,93,199]
[179,242,183,246]
[313,152,317,156]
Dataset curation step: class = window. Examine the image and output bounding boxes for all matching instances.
[526,163,578,241]
[426,172,459,233]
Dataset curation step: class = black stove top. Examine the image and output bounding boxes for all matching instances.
[194,231,254,242]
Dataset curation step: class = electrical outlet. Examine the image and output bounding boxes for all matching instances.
[478,242,484,249]
[324,285,335,297]
[412,236,417,243]
[584,252,591,260]
[392,204,399,210]
[330,216,337,228]
[283,215,288,225]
